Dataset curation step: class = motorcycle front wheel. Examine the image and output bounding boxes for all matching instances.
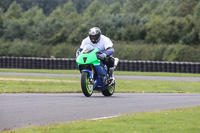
[81,72,93,97]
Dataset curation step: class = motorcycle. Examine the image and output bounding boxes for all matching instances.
[76,44,118,97]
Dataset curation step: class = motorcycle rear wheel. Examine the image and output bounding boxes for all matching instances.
[102,84,115,96]
[81,72,93,97]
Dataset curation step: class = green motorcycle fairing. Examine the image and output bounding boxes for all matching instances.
[76,48,100,66]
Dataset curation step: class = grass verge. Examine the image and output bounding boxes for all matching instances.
[4,106,200,133]
[0,75,200,93]
[0,69,79,74]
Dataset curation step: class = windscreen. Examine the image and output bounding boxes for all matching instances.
[81,44,95,54]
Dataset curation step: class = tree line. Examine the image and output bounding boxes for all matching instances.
[0,0,200,61]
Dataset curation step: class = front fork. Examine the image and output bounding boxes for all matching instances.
[81,69,94,84]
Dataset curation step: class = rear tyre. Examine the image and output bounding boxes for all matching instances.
[81,72,93,97]
[102,84,115,96]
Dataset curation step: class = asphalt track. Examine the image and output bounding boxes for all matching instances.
[1,93,200,130]
[0,72,200,82]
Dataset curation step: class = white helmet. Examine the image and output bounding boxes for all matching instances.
[89,27,101,44]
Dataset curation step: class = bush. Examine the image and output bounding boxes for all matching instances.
[3,20,25,41]
[51,43,79,58]
[114,42,200,62]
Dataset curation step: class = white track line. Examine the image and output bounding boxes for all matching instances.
[90,115,120,120]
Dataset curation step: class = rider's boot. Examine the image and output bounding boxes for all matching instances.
[108,58,119,86]
[109,67,115,86]
[114,58,119,70]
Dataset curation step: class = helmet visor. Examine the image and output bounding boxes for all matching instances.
[89,34,100,43]
[90,35,98,39]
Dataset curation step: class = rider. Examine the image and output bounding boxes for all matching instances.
[76,27,118,85]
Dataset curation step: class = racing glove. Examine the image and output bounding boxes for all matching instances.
[97,53,107,60]
[76,48,83,58]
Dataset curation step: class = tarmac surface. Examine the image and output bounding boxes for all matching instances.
[1,93,200,130]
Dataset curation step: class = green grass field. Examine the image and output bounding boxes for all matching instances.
[0,69,200,93]
[0,75,200,93]
[4,106,200,133]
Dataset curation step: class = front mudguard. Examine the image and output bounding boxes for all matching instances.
[81,69,93,79]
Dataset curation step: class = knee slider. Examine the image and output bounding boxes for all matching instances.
[109,57,115,67]
[105,57,115,68]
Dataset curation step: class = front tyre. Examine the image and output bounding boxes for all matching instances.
[81,72,93,97]
[102,84,115,96]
